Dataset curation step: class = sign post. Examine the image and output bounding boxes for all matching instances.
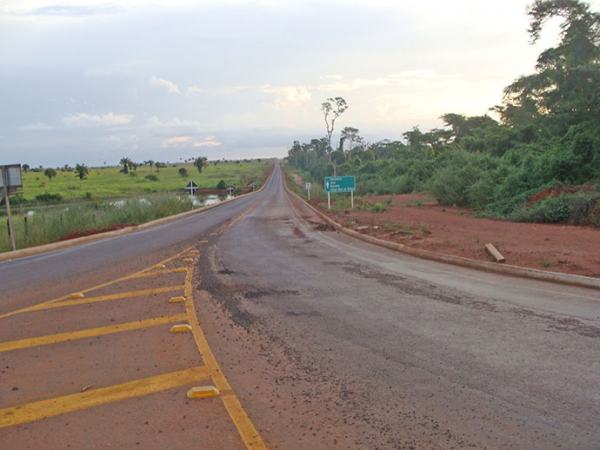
[305,182,312,200]
[324,176,356,210]
[1,164,23,252]
[185,181,198,195]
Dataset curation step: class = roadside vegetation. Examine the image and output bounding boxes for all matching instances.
[285,0,600,227]
[0,159,273,252]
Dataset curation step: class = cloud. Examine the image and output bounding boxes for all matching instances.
[161,136,192,148]
[62,113,133,128]
[185,86,202,96]
[150,76,180,94]
[318,71,437,92]
[25,4,123,17]
[193,136,220,147]
[161,135,221,148]
[261,85,312,110]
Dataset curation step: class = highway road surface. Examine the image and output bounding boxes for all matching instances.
[1,164,599,449]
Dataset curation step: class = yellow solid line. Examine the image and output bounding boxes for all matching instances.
[0,248,194,320]
[0,313,188,353]
[30,286,185,313]
[184,268,267,449]
[0,366,210,429]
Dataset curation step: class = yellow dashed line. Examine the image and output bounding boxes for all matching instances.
[0,366,211,429]
[0,314,188,353]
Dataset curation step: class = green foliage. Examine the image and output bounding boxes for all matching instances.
[178,167,188,178]
[1,162,274,252]
[369,202,388,213]
[44,168,57,180]
[511,193,599,225]
[285,0,600,226]
[74,163,89,180]
[193,157,207,174]
[145,174,159,182]
[35,192,63,203]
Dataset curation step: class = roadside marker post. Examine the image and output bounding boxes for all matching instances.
[324,176,356,210]
[305,182,312,200]
[185,181,198,195]
[1,164,23,252]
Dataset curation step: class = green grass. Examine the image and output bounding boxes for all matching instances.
[18,160,271,201]
[1,160,274,252]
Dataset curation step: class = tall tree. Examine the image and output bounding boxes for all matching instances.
[119,157,132,174]
[74,163,89,180]
[499,0,600,134]
[339,126,362,151]
[321,97,348,155]
[193,156,207,174]
[44,168,57,181]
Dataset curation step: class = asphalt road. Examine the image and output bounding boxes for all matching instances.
[1,165,599,449]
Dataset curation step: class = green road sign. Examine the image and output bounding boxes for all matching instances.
[324,176,355,193]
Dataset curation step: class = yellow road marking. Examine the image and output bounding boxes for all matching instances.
[184,268,267,449]
[2,286,184,317]
[0,248,193,320]
[0,314,188,353]
[128,268,190,278]
[0,366,210,429]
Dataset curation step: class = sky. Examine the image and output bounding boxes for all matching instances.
[2,0,600,168]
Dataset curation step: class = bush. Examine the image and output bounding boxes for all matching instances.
[370,202,388,213]
[34,192,63,203]
[511,194,599,225]
[145,174,159,182]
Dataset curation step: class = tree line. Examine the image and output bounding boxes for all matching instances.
[286,0,600,225]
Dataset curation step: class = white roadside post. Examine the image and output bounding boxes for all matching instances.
[305,182,312,200]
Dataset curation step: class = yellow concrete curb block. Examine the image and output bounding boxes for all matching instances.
[68,293,85,299]
[175,268,188,273]
[182,258,195,263]
[186,386,220,399]
[189,250,200,255]
[153,264,166,269]
[170,324,193,333]
[169,296,186,303]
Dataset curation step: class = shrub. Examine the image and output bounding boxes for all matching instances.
[511,194,599,225]
[370,202,387,213]
[145,174,159,182]
[35,192,63,203]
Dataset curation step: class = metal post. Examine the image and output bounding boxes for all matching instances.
[327,192,331,210]
[351,191,354,209]
[2,166,16,251]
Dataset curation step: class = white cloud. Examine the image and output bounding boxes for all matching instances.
[23,4,123,17]
[185,86,202,96]
[318,71,437,92]
[161,136,192,148]
[261,85,312,110]
[62,112,133,128]
[193,135,220,147]
[150,76,180,94]
[161,135,221,148]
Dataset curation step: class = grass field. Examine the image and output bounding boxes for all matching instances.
[16,160,272,201]
[1,160,274,252]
